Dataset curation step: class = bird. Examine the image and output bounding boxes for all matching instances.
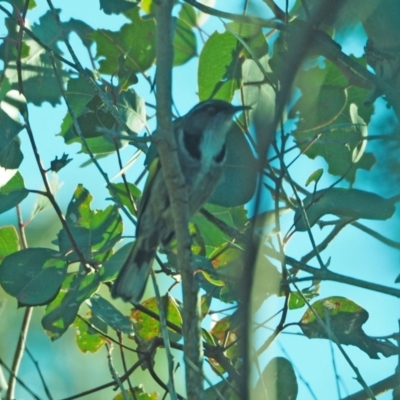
[112,99,247,303]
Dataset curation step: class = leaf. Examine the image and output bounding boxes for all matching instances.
[0,248,67,306]
[0,106,24,170]
[87,294,134,334]
[253,357,298,400]
[42,273,100,340]
[192,205,243,249]
[73,317,107,353]
[200,294,212,318]
[0,172,29,214]
[226,22,268,59]
[173,15,197,66]
[91,8,156,75]
[209,314,240,369]
[292,85,347,131]
[131,295,182,342]
[117,89,147,134]
[292,59,376,182]
[179,3,197,27]
[305,168,323,186]
[1,11,91,105]
[108,182,141,216]
[288,289,318,310]
[114,386,158,400]
[197,269,226,287]
[288,292,306,309]
[99,0,139,15]
[59,77,146,153]
[0,226,19,265]
[57,185,123,261]
[50,153,72,173]
[300,297,398,358]
[198,31,241,101]
[294,188,396,231]
[1,0,37,9]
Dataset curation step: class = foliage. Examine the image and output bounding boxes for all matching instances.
[1,0,400,399]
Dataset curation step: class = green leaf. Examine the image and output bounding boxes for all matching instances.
[0,226,19,265]
[292,60,376,182]
[91,8,156,75]
[1,10,88,105]
[114,386,158,400]
[197,269,225,287]
[173,16,197,66]
[200,294,212,318]
[117,55,139,89]
[305,168,323,186]
[179,3,197,27]
[0,171,29,214]
[288,289,318,310]
[1,0,37,9]
[132,295,182,342]
[109,182,141,215]
[117,89,147,134]
[288,292,306,309]
[42,272,100,340]
[0,248,67,306]
[70,95,116,139]
[253,357,298,400]
[210,314,240,365]
[210,244,242,269]
[73,317,107,353]
[300,297,398,358]
[226,22,268,59]
[87,294,134,334]
[59,77,145,153]
[0,107,24,169]
[198,31,241,101]
[99,0,139,15]
[192,208,233,249]
[294,188,396,231]
[58,185,123,261]
[292,85,347,131]
[58,76,95,140]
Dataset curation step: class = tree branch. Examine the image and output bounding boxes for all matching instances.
[155,2,203,398]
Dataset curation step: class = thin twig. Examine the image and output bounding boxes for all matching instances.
[0,357,41,400]
[25,347,54,400]
[6,206,32,400]
[150,270,177,399]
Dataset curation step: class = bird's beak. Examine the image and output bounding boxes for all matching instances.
[232,104,252,113]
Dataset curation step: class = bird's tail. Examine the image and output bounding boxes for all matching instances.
[111,240,156,303]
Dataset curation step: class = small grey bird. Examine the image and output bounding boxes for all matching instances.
[112,100,247,303]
